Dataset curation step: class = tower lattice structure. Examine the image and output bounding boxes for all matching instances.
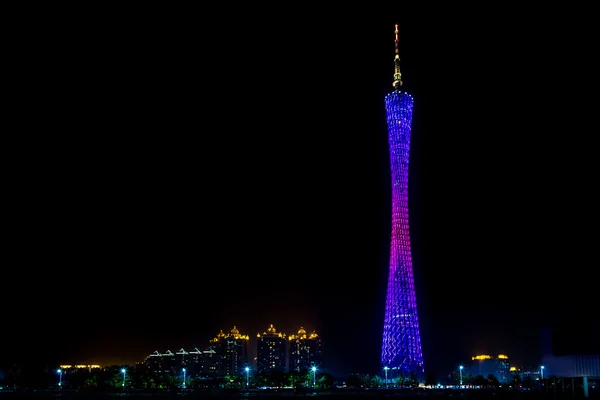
[380,24,424,377]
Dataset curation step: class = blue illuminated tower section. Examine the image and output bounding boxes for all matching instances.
[380,24,424,377]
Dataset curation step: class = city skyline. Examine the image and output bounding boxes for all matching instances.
[40,323,522,374]
[4,6,596,380]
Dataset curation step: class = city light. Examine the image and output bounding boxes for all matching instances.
[245,367,249,388]
[56,369,62,388]
[311,366,317,388]
[380,24,423,375]
[383,366,389,389]
[459,365,464,386]
[182,368,186,388]
[541,365,545,380]
[121,368,126,390]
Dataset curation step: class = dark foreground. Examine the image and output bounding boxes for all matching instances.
[0,389,590,400]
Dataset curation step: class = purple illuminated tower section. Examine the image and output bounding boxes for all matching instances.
[380,24,424,377]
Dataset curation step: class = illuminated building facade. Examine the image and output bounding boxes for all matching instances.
[288,327,323,372]
[380,24,424,377]
[256,324,287,373]
[209,326,249,377]
[145,350,180,376]
[176,347,218,378]
[55,365,102,383]
[145,347,218,378]
[58,365,101,371]
[540,322,600,396]
[470,354,511,383]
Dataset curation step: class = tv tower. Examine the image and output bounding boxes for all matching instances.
[380,24,424,378]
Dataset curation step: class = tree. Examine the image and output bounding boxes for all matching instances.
[408,373,419,387]
[512,374,522,387]
[487,374,499,388]
[425,371,437,387]
[371,375,383,388]
[473,375,486,387]
[318,372,334,389]
[395,374,409,388]
[346,374,361,388]
[360,374,379,388]
[464,373,475,386]
[269,369,288,388]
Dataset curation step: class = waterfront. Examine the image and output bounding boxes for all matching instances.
[0,388,579,400]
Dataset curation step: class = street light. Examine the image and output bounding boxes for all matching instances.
[540,365,545,380]
[121,368,126,390]
[459,365,464,386]
[383,366,389,389]
[311,366,317,389]
[182,368,186,388]
[245,367,249,388]
[57,369,62,388]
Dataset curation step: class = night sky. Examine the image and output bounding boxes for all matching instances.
[4,6,598,378]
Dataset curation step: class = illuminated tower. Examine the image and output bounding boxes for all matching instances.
[380,24,424,377]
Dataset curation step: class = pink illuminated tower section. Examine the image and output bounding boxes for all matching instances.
[380,24,424,377]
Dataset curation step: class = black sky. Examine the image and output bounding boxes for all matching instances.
[3,5,598,378]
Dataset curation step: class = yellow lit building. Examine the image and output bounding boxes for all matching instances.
[288,327,323,372]
[210,326,250,377]
[470,354,511,383]
[256,324,287,373]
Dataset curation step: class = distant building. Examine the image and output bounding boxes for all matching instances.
[58,364,101,372]
[288,327,323,372]
[507,365,543,384]
[540,322,599,397]
[256,324,287,373]
[145,350,182,376]
[209,326,249,377]
[540,322,600,377]
[145,346,218,378]
[176,347,219,378]
[177,346,219,377]
[143,324,324,379]
[469,354,511,383]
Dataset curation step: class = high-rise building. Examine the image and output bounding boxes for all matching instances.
[288,327,323,372]
[145,350,180,376]
[209,326,249,377]
[144,347,218,378]
[380,24,424,378]
[256,324,287,373]
[470,354,511,383]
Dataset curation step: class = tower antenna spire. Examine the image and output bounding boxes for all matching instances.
[393,24,403,89]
